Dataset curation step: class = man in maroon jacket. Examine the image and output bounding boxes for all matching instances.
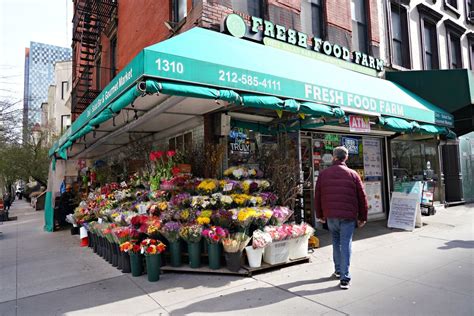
[315,146,368,289]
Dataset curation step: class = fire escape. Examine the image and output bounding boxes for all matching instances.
[72,0,117,120]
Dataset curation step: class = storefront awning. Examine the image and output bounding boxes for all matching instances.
[387,69,474,136]
[50,27,454,158]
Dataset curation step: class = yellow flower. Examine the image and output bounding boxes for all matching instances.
[158,201,168,211]
[200,210,213,218]
[242,181,250,193]
[181,209,190,220]
[197,179,217,193]
[197,217,210,225]
[223,167,236,176]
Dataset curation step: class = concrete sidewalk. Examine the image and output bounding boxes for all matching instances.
[0,200,472,316]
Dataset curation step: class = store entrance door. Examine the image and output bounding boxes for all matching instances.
[301,132,386,224]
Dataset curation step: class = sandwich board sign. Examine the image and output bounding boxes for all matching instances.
[388,181,423,231]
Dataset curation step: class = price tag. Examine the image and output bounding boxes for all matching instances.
[98,218,103,224]
[120,181,127,188]
[223,183,234,192]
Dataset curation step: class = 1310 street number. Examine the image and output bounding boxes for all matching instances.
[156,58,184,74]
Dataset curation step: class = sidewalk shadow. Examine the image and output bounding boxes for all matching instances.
[170,278,341,315]
[438,240,474,250]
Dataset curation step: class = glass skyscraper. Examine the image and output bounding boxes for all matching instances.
[23,42,71,130]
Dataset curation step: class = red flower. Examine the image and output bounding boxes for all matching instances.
[172,166,180,176]
[149,151,164,161]
[146,246,154,254]
[166,150,176,158]
[132,245,141,253]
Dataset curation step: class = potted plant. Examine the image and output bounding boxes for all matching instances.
[141,238,166,282]
[179,224,203,268]
[202,226,228,270]
[160,221,182,267]
[222,233,250,272]
[245,230,272,268]
[120,241,142,276]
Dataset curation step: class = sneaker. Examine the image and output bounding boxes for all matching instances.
[333,271,341,279]
[340,280,350,289]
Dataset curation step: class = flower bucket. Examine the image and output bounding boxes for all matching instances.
[116,244,123,270]
[169,240,182,267]
[245,246,263,268]
[92,234,98,253]
[207,242,222,270]
[80,227,88,247]
[289,236,310,260]
[87,231,93,248]
[146,254,161,282]
[111,243,118,267]
[122,252,131,273]
[160,180,176,191]
[106,241,113,264]
[187,242,201,268]
[130,253,143,277]
[224,251,242,272]
[99,237,105,258]
[263,240,290,265]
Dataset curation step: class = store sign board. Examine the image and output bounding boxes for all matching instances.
[144,51,453,127]
[349,115,371,133]
[341,137,359,154]
[388,181,423,231]
[223,14,385,72]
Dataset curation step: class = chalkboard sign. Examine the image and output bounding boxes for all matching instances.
[388,181,423,231]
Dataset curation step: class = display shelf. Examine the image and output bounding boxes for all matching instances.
[160,256,310,277]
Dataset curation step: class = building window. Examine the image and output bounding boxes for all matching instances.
[61,81,69,100]
[417,4,443,70]
[422,22,439,69]
[172,0,187,22]
[445,20,466,69]
[446,0,458,9]
[110,36,117,80]
[351,0,368,53]
[232,0,263,17]
[470,41,474,70]
[390,3,410,68]
[466,0,474,23]
[448,34,462,68]
[301,0,324,39]
[95,57,101,90]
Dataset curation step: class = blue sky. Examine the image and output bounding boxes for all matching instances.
[0,0,73,106]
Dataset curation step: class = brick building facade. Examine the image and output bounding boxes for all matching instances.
[71,0,383,120]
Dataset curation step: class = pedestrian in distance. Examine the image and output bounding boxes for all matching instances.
[315,146,368,290]
[3,193,11,212]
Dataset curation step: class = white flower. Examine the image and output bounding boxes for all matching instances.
[232,169,244,179]
[221,195,233,205]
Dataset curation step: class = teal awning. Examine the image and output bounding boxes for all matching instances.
[50,27,455,156]
[387,69,473,135]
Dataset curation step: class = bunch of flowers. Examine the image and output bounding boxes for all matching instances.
[119,241,141,253]
[140,238,166,255]
[202,226,229,244]
[271,206,294,225]
[169,193,192,208]
[146,216,162,238]
[102,223,118,243]
[130,214,150,233]
[211,209,234,229]
[252,229,272,249]
[150,150,178,190]
[252,207,273,228]
[177,208,195,223]
[264,225,291,241]
[112,226,138,244]
[235,207,258,228]
[223,166,264,180]
[222,233,251,253]
[259,192,278,206]
[196,210,212,225]
[289,223,315,238]
[231,194,251,206]
[160,221,181,242]
[191,196,212,209]
[197,179,219,194]
[179,224,203,243]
